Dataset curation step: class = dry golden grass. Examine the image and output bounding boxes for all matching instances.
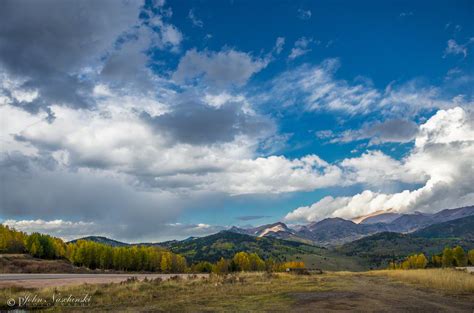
[2,271,474,312]
[0,273,327,312]
[371,268,474,293]
[0,254,87,274]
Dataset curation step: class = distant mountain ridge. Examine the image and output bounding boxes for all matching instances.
[228,222,311,243]
[67,206,474,270]
[68,236,128,247]
[339,214,474,268]
[228,205,474,246]
[412,214,474,239]
[295,218,391,246]
[70,205,474,249]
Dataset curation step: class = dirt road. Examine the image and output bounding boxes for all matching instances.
[0,273,208,288]
[292,273,474,313]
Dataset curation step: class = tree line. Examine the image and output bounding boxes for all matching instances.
[1,225,67,259]
[0,224,28,253]
[1,225,304,273]
[189,252,305,274]
[0,225,187,272]
[67,240,187,272]
[388,246,474,270]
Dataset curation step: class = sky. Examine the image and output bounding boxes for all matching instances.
[0,0,473,242]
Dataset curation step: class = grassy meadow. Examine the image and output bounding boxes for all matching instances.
[1,270,473,312]
[372,268,474,293]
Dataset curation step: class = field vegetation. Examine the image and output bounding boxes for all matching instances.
[0,254,86,273]
[372,269,474,293]
[2,271,473,312]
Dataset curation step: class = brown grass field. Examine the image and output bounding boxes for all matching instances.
[1,270,473,312]
[0,273,209,289]
[0,254,87,274]
[372,268,474,294]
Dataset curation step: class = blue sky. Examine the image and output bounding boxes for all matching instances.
[0,0,473,241]
[168,0,474,227]
[170,0,471,85]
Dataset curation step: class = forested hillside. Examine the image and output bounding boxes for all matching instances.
[0,225,186,272]
[0,225,316,273]
[339,231,474,268]
[412,215,474,239]
[160,230,325,263]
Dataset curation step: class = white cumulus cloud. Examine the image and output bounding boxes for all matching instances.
[285,107,474,222]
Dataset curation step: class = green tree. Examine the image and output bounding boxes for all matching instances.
[53,238,66,258]
[415,253,428,269]
[213,258,229,274]
[0,225,27,253]
[192,261,213,273]
[146,248,161,271]
[160,252,173,272]
[431,255,442,267]
[452,246,467,267]
[442,247,454,267]
[172,254,187,272]
[248,253,265,271]
[401,259,410,270]
[233,252,251,271]
[38,235,55,259]
[26,234,44,258]
[468,249,474,266]
[265,258,275,272]
[29,239,43,258]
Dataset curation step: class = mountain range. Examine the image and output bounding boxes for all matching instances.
[227,205,474,246]
[70,205,474,270]
[339,214,474,268]
[69,207,474,271]
[71,206,474,248]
